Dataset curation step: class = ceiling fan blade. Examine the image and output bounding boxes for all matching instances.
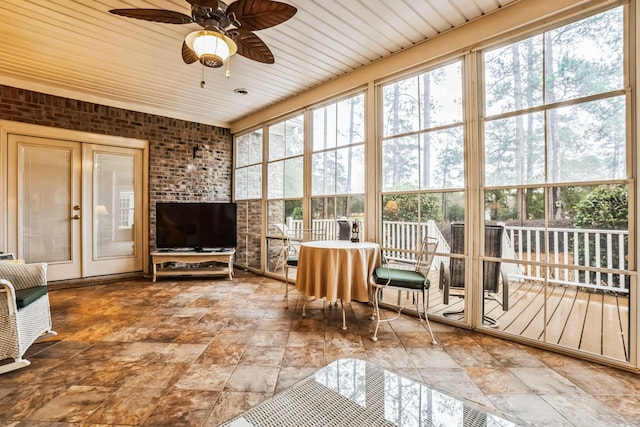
[227,0,297,31]
[109,9,193,24]
[182,41,199,64]
[233,30,274,64]
[185,0,219,8]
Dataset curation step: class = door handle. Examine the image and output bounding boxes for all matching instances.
[72,215,80,220]
[73,205,80,211]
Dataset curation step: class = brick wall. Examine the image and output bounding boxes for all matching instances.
[0,85,233,250]
[236,200,262,270]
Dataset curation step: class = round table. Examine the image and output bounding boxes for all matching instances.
[295,240,380,303]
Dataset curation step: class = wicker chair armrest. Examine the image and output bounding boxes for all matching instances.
[0,278,18,317]
[0,263,47,290]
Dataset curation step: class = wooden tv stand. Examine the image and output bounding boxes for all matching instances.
[151,249,235,282]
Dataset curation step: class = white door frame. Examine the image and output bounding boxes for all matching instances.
[0,120,149,277]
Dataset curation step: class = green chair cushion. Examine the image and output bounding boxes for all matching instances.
[286,255,299,267]
[374,267,430,290]
[15,286,48,309]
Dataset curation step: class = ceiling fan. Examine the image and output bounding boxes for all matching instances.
[109,0,297,69]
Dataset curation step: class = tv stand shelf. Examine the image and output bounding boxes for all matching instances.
[151,250,235,282]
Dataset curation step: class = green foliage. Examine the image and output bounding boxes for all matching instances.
[485,190,517,221]
[525,188,545,219]
[556,186,589,219]
[382,194,442,223]
[291,206,303,220]
[573,184,628,287]
[574,184,627,229]
[447,205,464,222]
[284,201,303,220]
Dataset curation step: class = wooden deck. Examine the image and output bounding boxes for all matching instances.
[381,279,630,362]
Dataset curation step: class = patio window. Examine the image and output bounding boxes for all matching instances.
[311,93,366,239]
[380,61,465,259]
[235,129,263,201]
[266,115,304,274]
[234,129,264,269]
[481,6,630,361]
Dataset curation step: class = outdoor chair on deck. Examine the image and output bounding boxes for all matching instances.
[369,236,438,344]
[337,220,351,240]
[0,261,56,374]
[283,228,326,309]
[440,223,509,326]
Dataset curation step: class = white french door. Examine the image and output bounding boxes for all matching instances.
[83,144,143,277]
[7,135,143,281]
[8,136,82,280]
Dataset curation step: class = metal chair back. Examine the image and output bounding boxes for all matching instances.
[415,236,438,277]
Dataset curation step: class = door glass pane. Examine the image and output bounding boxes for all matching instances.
[20,145,71,263]
[95,153,135,258]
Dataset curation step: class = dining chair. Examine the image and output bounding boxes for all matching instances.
[370,236,438,344]
[337,220,351,240]
[283,228,326,309]
[440,223,509,327]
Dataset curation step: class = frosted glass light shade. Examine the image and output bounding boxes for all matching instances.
[185,30,237,68]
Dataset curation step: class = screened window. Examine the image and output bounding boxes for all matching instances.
[380,61,465,258]
[268,115,304,200]
[235,129,263,200]
[266,115,304,273]
[311,94,365,237]
[481,7,629,361]
[484,7,625,186]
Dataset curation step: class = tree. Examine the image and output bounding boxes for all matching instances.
[574,184,627,230]
[573,184,628,287]
[484,7,624,225]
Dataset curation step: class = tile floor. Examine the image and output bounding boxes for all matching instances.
[0,271,639,426]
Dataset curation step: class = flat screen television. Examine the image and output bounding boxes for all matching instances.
[156,202,237,251]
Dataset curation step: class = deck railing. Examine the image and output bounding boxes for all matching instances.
[504,225,628,293]
[288,218,629,294]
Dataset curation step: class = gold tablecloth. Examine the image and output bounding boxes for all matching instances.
[295,240,380,303]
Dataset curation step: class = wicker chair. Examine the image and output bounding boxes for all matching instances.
[0,262,56,374]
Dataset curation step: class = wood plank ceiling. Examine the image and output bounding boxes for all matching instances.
[0,0,517,128]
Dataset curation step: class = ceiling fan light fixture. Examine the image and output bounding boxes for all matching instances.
[185,30,237,68]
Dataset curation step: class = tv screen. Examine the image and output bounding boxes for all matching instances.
[156,202,237,250]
